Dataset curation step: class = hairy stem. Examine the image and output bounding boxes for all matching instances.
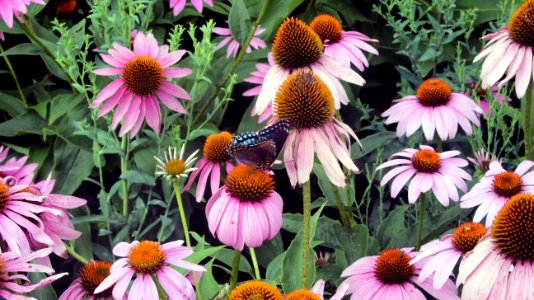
[332,183,351,230]
[301,180,312,288]
[415,193,426,251]
[64,243,89,265]
[121,136,129,217]
[525,84,533,159]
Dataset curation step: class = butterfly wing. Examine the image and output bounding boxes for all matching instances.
[258,120,290,157]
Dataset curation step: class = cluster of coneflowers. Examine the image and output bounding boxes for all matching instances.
[2,0,534,299]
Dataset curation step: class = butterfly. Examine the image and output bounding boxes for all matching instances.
[227,120,290,171]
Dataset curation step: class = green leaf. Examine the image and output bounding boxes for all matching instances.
[377,205,409,248]
[261,0,304,37]
[3,43,42,56]
[0,91,25,117]
[228,0,251,44]
[27,273,58,300]
[200,258,222,299]
[351,131,396,159]
[266,252,285,283]
[0,111,48,137]
[120,170,156,186]
[255,234,284,268]
[49,93,84,125]
[52,140,95,194]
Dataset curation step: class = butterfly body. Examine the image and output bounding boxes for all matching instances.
[227,121,290,171]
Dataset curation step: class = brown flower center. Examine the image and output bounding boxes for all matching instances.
[225,165,274,202]
[286,290,321,300]
[272,17,323,70]
[204,131,233,162]
[508,0,534,47]
[416,78,451,107]
[127,241,165,274]
[79,260,112,296]
[492,171,523,198]
[229,280,284,300]
[164,159,186,176]
[374,249,414,284]
[491,193,534,261]
[123,56,163,96]
[0,182,9,211]
[274,69,334,129]
[309,14,343,43]
[411,149,441,173]
[451,222,487,253]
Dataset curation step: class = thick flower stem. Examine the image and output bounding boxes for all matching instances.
[172,181,201,300]
[249,247,261,279]
[0,43,27,108]
[191,0,270,127]
[64,243,89,265]
[229,250,242,291]
[120,136,129,217]
[525,84,533,159]
[415,194,426,251]
[301,180,312,288]
[332,183,351,231]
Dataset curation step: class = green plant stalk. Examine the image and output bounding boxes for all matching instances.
[415,193,426,251]
[301,180,312,288]
[0,43,28,108]
[65,243,89,265]
[172,181,201,300]
[229,250,242,291]
[525,84,533,159]
[191,0,270,126]
[249,247,260,279]
[332,183,351,230]
[121,136,129,217]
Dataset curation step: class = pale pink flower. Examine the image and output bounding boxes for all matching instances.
[377,145,471,206]
[382,78,482,141]
[460,160,534,226]
[457,194,534,299]
[60,260,116,300]
[92,32,192,138]
[0,145,37,185]
[339,248,459,300]
[467,149,501,173]
[214,24,266,58]
[243,54,275,123]
[0,0,44,28]
[206,165,283,250]
[473,1,534,98]
[170,0,213,16]
[466,82,510,116]
[183,131,235,202]
[29,174,86,260]
[0,32,4,41]
[0,247,67,299]
[254,17,365,117]
[275,70,360,187]
[310,14,378,70]
[94,240,205,300]
[410,222,487,289]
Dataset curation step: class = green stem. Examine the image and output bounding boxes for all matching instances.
[0,43,28,108]
[191,0,270,127]
[415,194,426,251]
[121,136,129,217]
[301,181,312,289]
[229,250,242,291]
[65,244,89,265]
[172,181,201,299]
[249,247,260,279]
[525,84,533,159]
[332,183,351,230]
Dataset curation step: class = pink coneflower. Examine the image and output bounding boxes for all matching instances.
[0,146,37,185]
[339,248,459,300]
[243,54,275,123]
[473,0,534,98]
[275,70,359,187]
[0,247,67,299]
[460,160,534,226]
[94,240,205,300]
[214,24,266,58]
[457,193,534,299]
[183,131,234,202]
[60,260,115,300]
[377,145,471,206]
[254,17,365,117]
[309,14,378,70]
[467,82,510,116]
[0,0,44,28]
[170,0,213,16]
[467,149,501,173]
[206,165,283,250]
[92,32,192,137]
[30,175,86,260]
[286,280,327,300]
[382,78,482,141]
[410,222,487,289]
